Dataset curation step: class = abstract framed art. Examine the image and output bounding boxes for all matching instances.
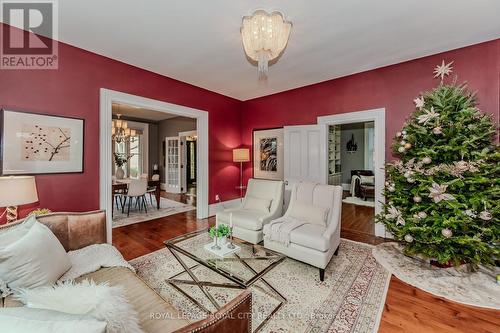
[252,127,284,180]
[0,109,84,175]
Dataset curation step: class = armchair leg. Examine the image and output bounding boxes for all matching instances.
[319,268,325,282]
[334,245,340,256]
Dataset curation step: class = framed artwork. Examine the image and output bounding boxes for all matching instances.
[0,109,84,175]
[252,127,284,180]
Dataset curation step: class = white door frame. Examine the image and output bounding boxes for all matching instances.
[100,88,209,243]
[179,130,197,193]
[317,108,386,237]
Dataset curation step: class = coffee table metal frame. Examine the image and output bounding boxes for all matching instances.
[164,229,287,332]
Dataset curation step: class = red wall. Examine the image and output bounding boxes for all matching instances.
[0,23,243,222]
[241,39,500,183]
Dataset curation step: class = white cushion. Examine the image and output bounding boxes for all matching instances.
[263,223,329,252]
[243,196,271,213]
[0,221,71,289]
[289,202,329,226]
[360,175,375,185]
[0,307,107,333]
[0,215,37,248]
[217,209,267,231]
[16,279,142,333]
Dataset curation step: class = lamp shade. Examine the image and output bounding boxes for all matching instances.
[233,148,250,162]
[0,176,38,207]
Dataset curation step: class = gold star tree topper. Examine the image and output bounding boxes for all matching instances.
[433,60,453,82]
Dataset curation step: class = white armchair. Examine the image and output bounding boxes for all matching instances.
[263,182,343,281]
[216,178,284,244]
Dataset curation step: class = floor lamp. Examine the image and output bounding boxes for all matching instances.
[233,148,250,200]
[0,176,39,223]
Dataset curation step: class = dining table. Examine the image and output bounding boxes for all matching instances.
[112,178,161,210]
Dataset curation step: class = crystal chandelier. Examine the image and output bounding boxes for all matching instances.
[241,10,292,79]
[112,114,136,143]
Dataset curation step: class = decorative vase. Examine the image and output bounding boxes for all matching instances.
[218,236,227,247]
[116,166,125,179]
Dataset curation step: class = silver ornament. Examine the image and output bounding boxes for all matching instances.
[441,228,452,238]
[402,130,407,135]
[388,186,396,192]
[396,132,402,137]
[433,126,442,135]
[479,210,492,221]
[400,140,406,145]
[407,178,415,183]
[418,211,427,219]
[404,234,414,243]
[422,157,432,164]
[398,147,406,153]
[413,196,422,203]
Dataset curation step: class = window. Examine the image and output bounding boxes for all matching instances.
[114,134,143,178]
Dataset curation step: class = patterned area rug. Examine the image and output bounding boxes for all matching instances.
[373,242,500,310]
[130,236,391,333]
[112,197,195,228]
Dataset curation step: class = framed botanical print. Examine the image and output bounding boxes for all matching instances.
[252,128,284,180]
[0,109,84,175]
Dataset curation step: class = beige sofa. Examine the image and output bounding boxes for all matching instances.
[0,211,252,333]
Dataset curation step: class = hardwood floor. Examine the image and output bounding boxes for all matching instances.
[112,204,499,333]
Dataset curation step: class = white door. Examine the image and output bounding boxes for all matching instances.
[165,136,181,193]
[180,136,187,193]
[284,124,328,205]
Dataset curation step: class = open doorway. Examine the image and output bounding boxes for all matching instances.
[328,122,375,235]
[100,89,209,243]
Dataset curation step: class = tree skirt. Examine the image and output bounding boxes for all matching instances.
[130,237,390,333]
[112,197,195,228]
[372,242,500,310]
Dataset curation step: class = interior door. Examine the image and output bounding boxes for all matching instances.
[284,124,328,205]
[180,136,187,193]
[165,136,181,193]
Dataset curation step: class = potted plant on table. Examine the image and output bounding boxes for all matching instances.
[209,224,231,249]
[114,153,131,179]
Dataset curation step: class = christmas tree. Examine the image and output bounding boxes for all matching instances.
[376,61,499,267]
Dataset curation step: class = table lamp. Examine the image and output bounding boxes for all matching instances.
[233,148,250,199]
[0,176,39,223]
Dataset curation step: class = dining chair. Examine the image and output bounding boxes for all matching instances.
[121,178,148,217]
[147,174,160,207]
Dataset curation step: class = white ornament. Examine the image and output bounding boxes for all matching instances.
[407,178,415,183]
[404,171,411,178]
[433,126,443,135]
[403,134,408,139]
[402,130,407,135]
[441,228,453,238]
[428,183,456,203]
[396,132,402,138]
[414,96,425,110]
[418,211,428,219]
[422,157,432,164]
[400,140,406,145]
[433,60,454,82]
[479,210,492,221]
[464,209,477,218]
[418,107,440,125]
[404,234,414,243]
[398,147,406,153]
[413,196,422,203]
[388,186,396,192]
[455,160,469,172]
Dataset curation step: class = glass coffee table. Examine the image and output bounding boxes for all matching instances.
[164,229,287,332]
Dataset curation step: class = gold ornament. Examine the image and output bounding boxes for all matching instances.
[404,143,412,149]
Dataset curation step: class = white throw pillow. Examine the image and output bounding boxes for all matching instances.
[360,175,375,185]
[243,196,272,213]
[0,214,37,248]
[0,221,71,289]
[16,279,143,333]
[0,307,107,333]
[289,202,329,226]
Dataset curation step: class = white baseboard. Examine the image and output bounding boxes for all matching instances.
[208,198,241,217]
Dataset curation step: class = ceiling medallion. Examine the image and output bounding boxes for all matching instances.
[241,10,292,80]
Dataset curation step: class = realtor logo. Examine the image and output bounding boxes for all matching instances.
[1,0,58,69]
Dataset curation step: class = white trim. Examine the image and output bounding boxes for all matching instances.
[318,108,386,237]
[179,130,197,137]
[208,198,242,217]
[100,88,209,243]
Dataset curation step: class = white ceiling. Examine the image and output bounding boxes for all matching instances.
[36,1,500,100]
[112,103,178,121]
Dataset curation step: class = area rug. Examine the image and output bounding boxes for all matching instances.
[342,197,375,208]
[130,236,391,333]
[372,242,500,310]
[112,197,195,228]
